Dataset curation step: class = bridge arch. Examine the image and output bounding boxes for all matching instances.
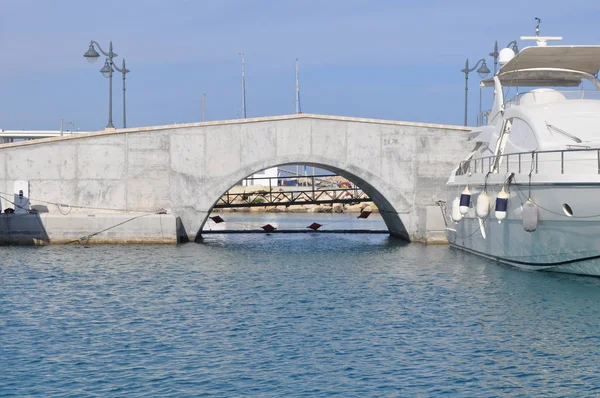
[202,155,412,240]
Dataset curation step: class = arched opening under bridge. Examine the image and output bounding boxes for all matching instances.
[189,158,412,242]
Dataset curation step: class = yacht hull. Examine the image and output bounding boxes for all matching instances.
[445,183,600,276]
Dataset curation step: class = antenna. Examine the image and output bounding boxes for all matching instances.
[295,58,301,114]
[521,18,561,47]
[202,93,206,122]
[239,53,246,118]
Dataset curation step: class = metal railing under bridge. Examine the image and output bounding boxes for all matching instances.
[214,174,371,209]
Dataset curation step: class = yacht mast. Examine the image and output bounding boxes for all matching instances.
[240,53,246,118]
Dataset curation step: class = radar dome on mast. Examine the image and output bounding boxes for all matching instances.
[498,48,515,66]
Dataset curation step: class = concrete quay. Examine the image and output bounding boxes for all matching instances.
[0,213,177,245]
[0,114,470,244]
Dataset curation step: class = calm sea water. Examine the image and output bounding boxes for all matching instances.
[3,214,600,397]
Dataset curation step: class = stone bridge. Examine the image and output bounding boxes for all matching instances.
[0,114,469,243]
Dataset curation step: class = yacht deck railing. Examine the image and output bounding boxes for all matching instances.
[457,147,600,177]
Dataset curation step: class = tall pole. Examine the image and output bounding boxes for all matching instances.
[108,62,114,128]
[107,42,114,128]
[478,82,483,126]
[122,59,127,128]
[463,58,469,126]
[490,40,499,75]
[240,53,246,118]
[112,58,129,128]
[295,58,301,114]
[202,93,206,122]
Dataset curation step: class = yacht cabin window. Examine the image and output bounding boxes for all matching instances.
[505,118,538,152]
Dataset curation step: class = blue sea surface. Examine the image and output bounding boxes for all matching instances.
[2,224,600,396]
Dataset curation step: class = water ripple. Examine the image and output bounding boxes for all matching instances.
[2,234,600,396]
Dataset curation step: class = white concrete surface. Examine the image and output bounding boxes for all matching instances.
[0,114,470,243]
[0,213,176,244]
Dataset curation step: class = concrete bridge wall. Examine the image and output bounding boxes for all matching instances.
[0,114,470,243]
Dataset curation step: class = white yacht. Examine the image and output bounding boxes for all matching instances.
[445,30,600,276]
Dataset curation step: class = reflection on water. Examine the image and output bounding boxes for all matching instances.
[2,230,600,396]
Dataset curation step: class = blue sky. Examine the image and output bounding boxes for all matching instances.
[1,0,600,131]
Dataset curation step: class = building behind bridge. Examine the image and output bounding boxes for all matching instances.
[0,129,89,144]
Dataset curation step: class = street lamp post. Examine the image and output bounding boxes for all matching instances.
[489,40,519,75]
[83,41,130,128]
[461,58,490,126]
[113,59,130,128]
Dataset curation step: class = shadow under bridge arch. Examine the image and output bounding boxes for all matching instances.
[197,159,412,241]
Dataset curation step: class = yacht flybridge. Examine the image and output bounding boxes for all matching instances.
[446,25,600,276]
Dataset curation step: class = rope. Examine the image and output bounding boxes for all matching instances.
[159,213,165,242]
[0,194,28,213]
[65,213,158,244]
[0,192,165,244]
[0,195,23,212]
[57,203,73,215]
[0,191,157,214]
[528,151,535,198]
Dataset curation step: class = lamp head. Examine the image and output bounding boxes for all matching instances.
[83,44,100,63]
[477,60,490,78]
[100,59,113,78]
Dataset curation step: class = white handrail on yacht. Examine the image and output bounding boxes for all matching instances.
[458,147,600,177]
[545,123,583,143]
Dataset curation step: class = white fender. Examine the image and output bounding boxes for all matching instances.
[495,188,509,223]
[522,199,538,232]
[459,187,471,215]
[451,197,463,222]
[476,191,491,219]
